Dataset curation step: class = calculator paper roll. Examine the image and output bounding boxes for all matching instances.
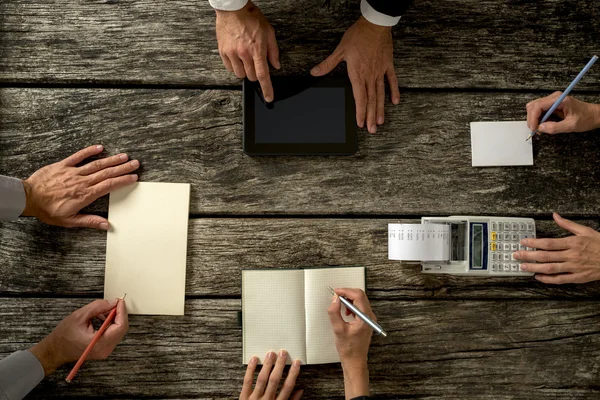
[388,224,450,261]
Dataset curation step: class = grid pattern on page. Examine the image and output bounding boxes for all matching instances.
[104,182,190,315]
[242,270,307,365]
[303,267,366,364]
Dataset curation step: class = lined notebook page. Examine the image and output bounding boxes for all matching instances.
[104,182,190,315]
[303,267,366,364]
[242,270,307,364]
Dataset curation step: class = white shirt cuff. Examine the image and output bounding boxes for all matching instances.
[209,0,249,11]
[360,0,401,26]
[0,351,44,400]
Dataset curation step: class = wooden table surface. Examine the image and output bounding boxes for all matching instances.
[1,1,600,399]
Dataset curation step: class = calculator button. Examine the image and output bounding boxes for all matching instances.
[491,222,497,231]
[511,233,519,241]
[519,223,526,231]
[502,233,509,241]
[490,242,497,251]
[491,252,497,261]
[503,253,511,261]
[519,244,526,251]
[526,223,533,231]
[496,222,503,231]
[511,243,518,251]
[504,222,510,231]
[491,232,497,241]
[511,222,518,230]
[511,264,518,271]
[491,263,497,271]
[519,233,534,241]
[503,263,510,271]
[503,243,511,251]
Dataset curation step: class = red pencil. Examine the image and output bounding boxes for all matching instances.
[66,294,126,383]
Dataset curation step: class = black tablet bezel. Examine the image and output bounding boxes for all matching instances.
[243,77,357,156]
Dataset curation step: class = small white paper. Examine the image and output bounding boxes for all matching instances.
[388,224,450,261]
[470,121,533,167]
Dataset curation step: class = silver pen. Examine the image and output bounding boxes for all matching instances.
[327,286,387,337]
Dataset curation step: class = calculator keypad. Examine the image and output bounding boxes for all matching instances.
[489,220,535,275]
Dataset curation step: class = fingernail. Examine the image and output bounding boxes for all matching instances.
[96,145,104,151]
[512,252,519,259]
[279,349,287,358]
[120,154,128,161]
[250,356,258,365]
[377,116,384,125]
[275,61,281,69]
[293,360,301,367]
[265,95,273,102]
[393,97,400,104]
[108,298,118,306]
[332,294,339,303]
[130,160,140,168]
[358,121,364,128]
[521,264,528,271]
[131,174,139,182]
[311,66,320,74]
[99,222,109,231]
[369,125,377,134]
[267,351,275,360]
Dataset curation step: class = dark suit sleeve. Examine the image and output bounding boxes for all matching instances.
[362,0,413,26]
[366,0,413,16]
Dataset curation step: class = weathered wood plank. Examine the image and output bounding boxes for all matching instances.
[1,88,599,216]
[2,218,600,298]
[1,1,600,89]
[1,298,600,399]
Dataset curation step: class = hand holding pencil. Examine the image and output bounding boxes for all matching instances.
[29,298,129,378]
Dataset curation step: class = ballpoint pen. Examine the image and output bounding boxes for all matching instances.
[327,286,387,337]
[526,55,598,141]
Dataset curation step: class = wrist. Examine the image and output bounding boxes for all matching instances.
[29,336,64,376]
[342,361,369,399]
[20,179,36,217]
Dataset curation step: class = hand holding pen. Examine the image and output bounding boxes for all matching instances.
[327,288,380,399]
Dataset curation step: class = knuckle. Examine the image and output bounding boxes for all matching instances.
[268,375,280,386]
[243,375,254,386]
[255,376,267,387]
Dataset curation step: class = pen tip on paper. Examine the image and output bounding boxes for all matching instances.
[65,379,71,383]
[121,293,127,300]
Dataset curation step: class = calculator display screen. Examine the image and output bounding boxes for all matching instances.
[472,224,483,268]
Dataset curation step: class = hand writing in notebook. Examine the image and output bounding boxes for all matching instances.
[328,288,376,399]
[239,350,303,400]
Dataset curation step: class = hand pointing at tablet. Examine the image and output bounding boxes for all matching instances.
[311,17,400,134]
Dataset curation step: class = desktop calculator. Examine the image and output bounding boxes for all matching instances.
[420,216,536,276]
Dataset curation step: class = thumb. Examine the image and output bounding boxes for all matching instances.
[267,30,280,69]
[553,212,592,236]
[311,50,343,76]
[538,119,575,135]
[68,214,109,231]
[327,295,346,335]
[78,299,119,321]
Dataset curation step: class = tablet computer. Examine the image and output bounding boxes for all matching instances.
[243,76,357,156]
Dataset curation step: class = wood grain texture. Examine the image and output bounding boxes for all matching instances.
[1,1,600,89]
[2,218,600,298]
[1,88,600,216]
[1,297,600,399]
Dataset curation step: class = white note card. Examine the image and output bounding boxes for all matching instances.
[388,224,450,261]
[470,121,533,167]
[104,182,191,315]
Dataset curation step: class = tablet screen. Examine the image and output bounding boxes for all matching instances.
[254,87,346,144]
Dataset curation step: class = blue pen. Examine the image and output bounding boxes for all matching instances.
[526,55,599,141]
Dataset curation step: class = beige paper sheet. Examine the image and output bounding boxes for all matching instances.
[104,182,190,315]
[242,270,307,364]
[304,267,366,364]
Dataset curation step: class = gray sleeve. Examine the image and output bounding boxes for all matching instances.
[0,175,26,221]
[0,351,45,400]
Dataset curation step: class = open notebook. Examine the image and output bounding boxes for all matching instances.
[242,266,366,365]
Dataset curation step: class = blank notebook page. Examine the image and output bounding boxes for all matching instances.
[242,270,307,364]
[304,267,366,364]
[470,121,533,167]
[104,182,190,315]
